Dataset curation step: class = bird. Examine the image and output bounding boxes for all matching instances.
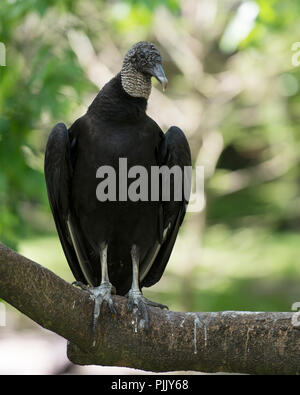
[44,41,191,332]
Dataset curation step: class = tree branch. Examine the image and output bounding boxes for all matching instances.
[0,242,299,374]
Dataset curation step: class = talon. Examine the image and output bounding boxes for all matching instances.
[87,282,117,333]
[142,318,149,331]
[143,297,169,310]
[108,298,118,315]
[127,289,164,331]
[127,299,133,313]
[72,281,89,291]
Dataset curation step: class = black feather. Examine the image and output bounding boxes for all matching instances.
[44,72,191,296]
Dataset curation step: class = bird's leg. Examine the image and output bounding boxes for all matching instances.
[86,242,117,333]
[127,245,168,330]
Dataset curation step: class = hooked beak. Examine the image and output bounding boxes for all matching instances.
[151,63,168,92]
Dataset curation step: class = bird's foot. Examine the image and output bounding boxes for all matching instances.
[87,282,117,333]
[141,296,169,311]
[127,289,168,331]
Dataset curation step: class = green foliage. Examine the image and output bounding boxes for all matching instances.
[0,1,94,247]
[123,0,180,12]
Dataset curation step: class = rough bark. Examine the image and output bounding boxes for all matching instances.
[0,242,299,374]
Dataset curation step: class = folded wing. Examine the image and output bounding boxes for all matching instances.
[44,122,98,286]
[141,126,192,288]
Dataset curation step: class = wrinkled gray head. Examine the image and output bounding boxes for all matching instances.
[121,41,168,99]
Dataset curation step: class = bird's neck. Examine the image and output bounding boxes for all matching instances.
[88,73,148,122]
[121,61,151,100]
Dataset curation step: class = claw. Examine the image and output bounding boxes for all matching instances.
[143,297,169,310]
[72,281,90,291]
[127,290,167,331]
[87,282,117,333]
[108,297,118,315]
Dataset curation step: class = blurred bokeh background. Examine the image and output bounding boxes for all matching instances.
[1,0,300,374]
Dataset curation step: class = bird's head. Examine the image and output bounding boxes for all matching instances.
[121,41,168,100]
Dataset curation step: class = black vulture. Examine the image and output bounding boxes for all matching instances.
[44,41,191,331]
